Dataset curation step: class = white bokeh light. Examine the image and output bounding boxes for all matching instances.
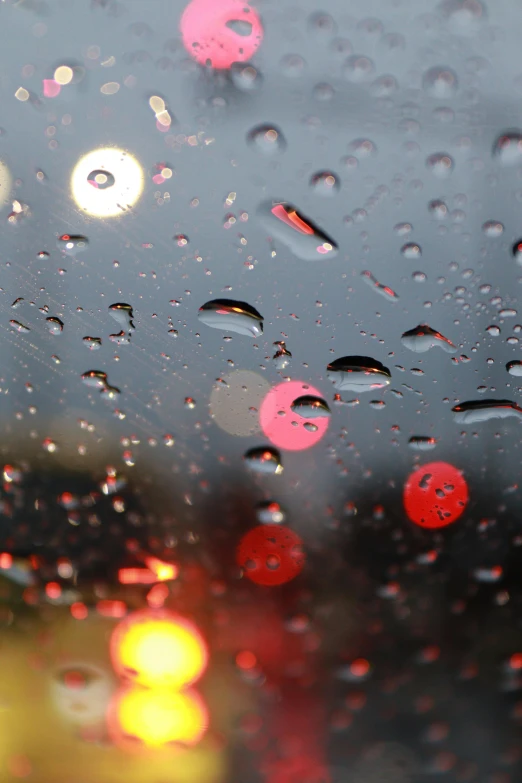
[70,147,144,218]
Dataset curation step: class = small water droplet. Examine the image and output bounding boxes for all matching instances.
[290,395,331,418]
[257,200,338,261]
[343,55,375,83]
[422,66,459,98]
[401,242,422,259]
[83,336,102,350]
[244,446,283,475]
[184,397,196,409]
[409,436,438,451]
[273,341,292,370]
[309,171,340,196]
[198,299,263,337]
[256,500,286,524]
[348,138,377,158]
[486,325,500,336]
[482,220,504,238]
[493,131,522,166]
[230,62,263,91]
[512,239,522,264]
[428,199,448,219]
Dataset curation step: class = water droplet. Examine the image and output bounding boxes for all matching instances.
[273,341,292,370]
[309,171,340,196]
[439,0,487,33]
[87,169,115,190]
[401,324,457,353]
[422,66,459,98]
[290,395,331,418]
[308,11,337,38]
[198,299,263,337]
[452,399,522,423]
[428,199,448,219]
[343,55,375,83]
[10,320,30,333]
[412,271,427,282]
[109,330,130,345]
[174,234,189,247]
[109,303,134,331]
[256,500,286,524]
[493,131,522,166]
[303,422,318,432]
[426,152,454,178]
[230,62,263,91]
[360,270,399,301]
[313,82,335,101]
[507,361,522,376]
[394,222,412,236]
[409,436,438,451]
[401,242,422,259]
[247,124,286,156]
[163,434,175,447]
[225,18,253,36]
[486,325,500,336]
[184,397,196,409]
[327,356,391,391]
[244,446,283,475]
[279,53,306,78]
[482,220,504,238]
[512,240,522,264]
[348,138,377,158]
[83,336,102,350]
[257,200,338,261]
[45,317,63,335]
[57,234,88,255]
[81,370,108,389]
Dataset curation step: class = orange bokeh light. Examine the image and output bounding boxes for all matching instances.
[107,685,208,749]
[110,609,208,689]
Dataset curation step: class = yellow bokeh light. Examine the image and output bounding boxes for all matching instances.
[110,610,208,689]
[109,686,208,748]
[70,146,144,217]
[54,65,73,85]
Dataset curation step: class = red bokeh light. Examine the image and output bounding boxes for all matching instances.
[403,461,469,529]
[259,381,329,451]
[180,0,263,70]
[237,525,305,586]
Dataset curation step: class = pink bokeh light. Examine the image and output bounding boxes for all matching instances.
[259,381,330,452]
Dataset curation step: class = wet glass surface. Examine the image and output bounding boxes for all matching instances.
[0,0,521,780]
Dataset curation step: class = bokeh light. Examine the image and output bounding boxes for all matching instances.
[0,160,12,209]
[110,609,208,689]
[210,370,270,437]
[180,0,264,69]
[70,147,144,217]
[259,380,330,451]
[403,461,469,529]
[237,524,305,586]
[107,686,208,748]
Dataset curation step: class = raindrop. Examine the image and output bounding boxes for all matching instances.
[309,171,340,196]
[422,66,459,98]
[401,324,457,353]
[507,361,522,376]
[426,152,454,178]
[394,223,412,236]
[174,234,189,247]
[198,299,263,337]
[304,422,318,432]
[486,325,500,336]
[225,19,253,36]
[401,242,422,259]
[452,400,522,423]
[439,0,486,32]
[256,500,286,524]
[87,169,115,190]
[247,124,286,156]
[10,320,30,333]
[343,55,375,83]
[83,336,102,350]
[409,436,438,451]
[482,220,504,237]
[184,397,196,409]
[361,270,399,301]
[11,298,23,309]
[493,131,522,166]
[45,317,63,335]
[109,330,130,345]
[244,446,283,475]
[428,199,448,219]
[308,11,337,38]
[327,356,391,391]
[313,82,335,101]
[57,234,88,255]
[290,395,331,418]
[230,62,263,91]
[257,200,338,260]
[273,342,292,370]
[81,370,108,389]
[513,240,522,264]
[348,138,377,158]
[109,303,134,331]
[280,54,306,78]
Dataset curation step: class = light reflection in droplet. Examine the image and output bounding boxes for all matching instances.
[70,147,144,217]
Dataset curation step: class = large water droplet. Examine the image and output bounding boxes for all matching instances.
[426,152,454,178]
[257,200,338,260]
[57,234,88,255]
[493,131,522,166]
[83,336,102,350]
[408,436,438,451]
[45,317,63,335]
[10,320,30,333]
[309,171,340,196]
[507,361,522,376]
[422,66,459,98]
[244,446,283,475]
[247,124,286,156]
[290,395,331,418]
[401,242,422,259]
[360,270,399,301]
[452,399,522,423]
[109,303,134,331]
[327,356,391,391]
[401,324,456,353]
[198,299,263,337]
